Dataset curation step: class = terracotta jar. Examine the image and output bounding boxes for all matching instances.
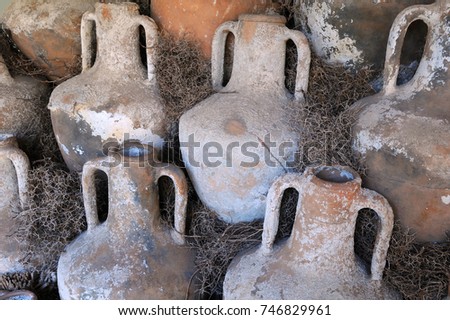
[294,0,434,70]
[57,144,198,300]
[224,166,398,299]
[0,134,30,275]
[150,0,277,57]
[0,54,49,147]
[179,14,310,223]
[1,0,98,81]
[351,0,450,242]
[48,2,167,172]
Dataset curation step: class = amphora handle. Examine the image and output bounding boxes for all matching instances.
[0,139,30,210]
[262,173,301,254]
[383,3,436,94]
[82,158,110,231]
[133,16,159,82]
[0,54,13,83]
[81,11,97,72]
[156,165,189,246]
[211,21,238,91]
[352,188,394,281]
[282,29,311,101]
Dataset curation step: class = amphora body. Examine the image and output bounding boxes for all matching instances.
[352,0,450,242]
[48,3,167,172]
[294,0,434,69]
[179,14,310,223]
[224,166,398,299]
[57,145,198,299]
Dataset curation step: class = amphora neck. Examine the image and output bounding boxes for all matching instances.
[225,15,291,96]
[104,145,161,229]
[85,3,146,77]
[288,167,362,266]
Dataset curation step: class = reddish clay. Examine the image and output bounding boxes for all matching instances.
[1,0,98,81]
[224,166,398,299]
[150,0,276,57]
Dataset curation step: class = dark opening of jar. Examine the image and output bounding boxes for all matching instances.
[121,142,152,158]
[315,166,355,183]
[397,19,428,86]
[0,290,37,300]
[0,134,16,147]
[139,25,147,71]
[0,133,14,142]
[285,39,297,95]
[93,169,108,223]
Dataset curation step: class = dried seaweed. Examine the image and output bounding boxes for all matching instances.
[355,210,450,300]
[187,187,299,299]
[11,160,86,298]
[154,32,213,124]
[188,201,263,298]
[0,271,58,300]
[287,51,375,172]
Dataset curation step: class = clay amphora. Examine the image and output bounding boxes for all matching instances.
[0,134,30,275]
[294,0,434,70]
[1,0,98,81]
[150,0,276,58]
[351,0,450,242]
[224,166,398,299]
[57,144,198,300]
[0,54,49,147]
[48,2,167,172]
[179,14,310,223]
